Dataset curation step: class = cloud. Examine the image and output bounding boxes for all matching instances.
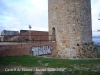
[0,0,48,33]
[29,0,47,11]
[92,31,100,36]
[0,0,100,35]
[91,0,100,31]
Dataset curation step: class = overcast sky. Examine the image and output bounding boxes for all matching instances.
[0,0,100,35]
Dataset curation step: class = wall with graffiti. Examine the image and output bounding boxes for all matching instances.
[0,42,56,57]
[30,45,52,56]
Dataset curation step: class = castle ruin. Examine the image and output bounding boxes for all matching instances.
[48,0,98,58]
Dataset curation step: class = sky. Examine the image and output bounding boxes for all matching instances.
[0,0,100,36]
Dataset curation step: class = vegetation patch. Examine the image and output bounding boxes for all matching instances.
[0,71,35,75]
[0,55,100,75]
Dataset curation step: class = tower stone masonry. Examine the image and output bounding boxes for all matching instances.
[48,0,98,58]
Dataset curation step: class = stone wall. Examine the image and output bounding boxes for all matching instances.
[48,0,95,58]
[52,42,100,58]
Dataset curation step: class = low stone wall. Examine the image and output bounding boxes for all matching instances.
[53,42,100,58]
[0,42,56,57]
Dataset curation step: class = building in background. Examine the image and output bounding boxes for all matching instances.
[1,30,19,41]
[20,30,49,43]
[0,30,49,42]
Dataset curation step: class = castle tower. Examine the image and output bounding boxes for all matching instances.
[48,0,94,58]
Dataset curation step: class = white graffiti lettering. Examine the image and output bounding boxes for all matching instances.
[30,46,52,56]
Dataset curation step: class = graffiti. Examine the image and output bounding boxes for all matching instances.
[30,45,52,56]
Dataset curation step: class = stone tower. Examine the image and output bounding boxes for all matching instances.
[49,0,97,58]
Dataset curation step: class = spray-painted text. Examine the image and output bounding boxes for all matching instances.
[30,45,52,56]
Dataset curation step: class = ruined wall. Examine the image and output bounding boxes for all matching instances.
[48,0,93,58]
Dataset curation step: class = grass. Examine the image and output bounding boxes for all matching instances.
[0,55,100,75]
[0,55,99,67]
[0,71,35,75]
[42,70,100,75]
